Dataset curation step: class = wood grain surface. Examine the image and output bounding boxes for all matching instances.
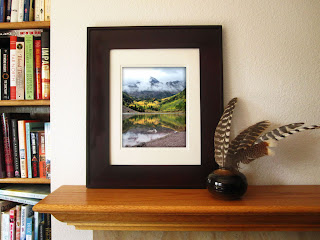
[34,185,320,231]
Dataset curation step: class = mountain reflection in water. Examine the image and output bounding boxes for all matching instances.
[122,113,186,147]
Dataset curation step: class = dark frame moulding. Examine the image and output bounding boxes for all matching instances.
[87,26,223,188]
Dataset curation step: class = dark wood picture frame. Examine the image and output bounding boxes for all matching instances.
[87,26,223,188]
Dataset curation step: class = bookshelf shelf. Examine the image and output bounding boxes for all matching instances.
[33,185,320,231]
[0,21,50,29]
[0,100,50,106]
[0,178,50,184]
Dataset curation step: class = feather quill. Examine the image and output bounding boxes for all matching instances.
[255,123,316,143]
[227,120,270,158]
[214,98,237,167]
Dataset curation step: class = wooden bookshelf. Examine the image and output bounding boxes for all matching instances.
[0,178,50,184]
[0,21,50,30]
[0,100,50,106]
[33,185,320,231]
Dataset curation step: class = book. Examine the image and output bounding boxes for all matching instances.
[15,205,21,240]
[38,131,46,178]
[0,185,50,199]
[0,194,40,206]
[34,38,42,99]
[44,214,50,240]
[23,0,31,21]
[29,0,34,21]
[41,31,50,100]
[26,216,33,240]
[6,0,12,22]
[34,212,40,240]
[16,38,24,100]
[0,0,5,22]
[44,123,50,179]
[44,0,50,21]
[1,210,10,240]
[30,132,39,178]
[38,221,44,240]
[24,34,34,100]
[18,0,24,22]
[10,36,17,99]
[18,120,38,178]
[0,201,17,212]
[1,48,10,100]
[11,0,19,22]
[20,205,33,240]
[11,119,21,177]
[1,113,14,178]
[26,122,43,178]
[0,121,6,178]
[9,208,16,240]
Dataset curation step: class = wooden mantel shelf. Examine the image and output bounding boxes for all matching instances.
[33,185,320,231]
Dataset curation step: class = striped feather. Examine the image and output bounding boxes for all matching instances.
[227,120,270,159]
[214,98,237,167]
[256,123,306,143]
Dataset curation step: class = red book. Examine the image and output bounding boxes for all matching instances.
[1,113,14,178]
[39,131,46,178]
[34,38,42,99]
[9,208,16,240]
[10,36,17,100]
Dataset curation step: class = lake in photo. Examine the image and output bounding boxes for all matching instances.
[122,67,186,147]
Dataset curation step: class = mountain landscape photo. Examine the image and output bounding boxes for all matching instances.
[122,67,186,148]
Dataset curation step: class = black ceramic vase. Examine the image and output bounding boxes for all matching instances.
[207,168,248,200]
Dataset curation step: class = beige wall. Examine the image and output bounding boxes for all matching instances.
[51,0,320,239]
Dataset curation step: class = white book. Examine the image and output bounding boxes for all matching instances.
[1,210,10,240]
[18,121,27,178]
[16,41,25,100]
[44,123,51,179]
[10,0,19,22]
[20,205,33,240]
[0,185,50,200]
[0,195,40,206]
[35,0,44,21]
[44,0,50,21]
[17,0,24,22]
[10,36,17,100]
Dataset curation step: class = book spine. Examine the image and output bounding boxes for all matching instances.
[6,0,12,22]
[1,113,14,178]
[0,194,39,205]
[44,214,50,240]
[34,212,39,240]
[38,131,46,178]
[44,0,50,21]
[25,34,34,100]
[16,39,25,100]
[18,120,27,178]
[2,211,10,240]
[0,189,47,199]
[41,31,49,100]
[2,49,10,100]
[35,38,42,99]
[0,115,6,178]
[44,123,50,179]
[11,0,19,22]
[16,205,21,240]
[0,48,1,100]
[39,0,44,21]
[26,216,33,240]
[11,119,21,177]
[10,36,17,100]
[9,208,16,240]
[31,132,39,178]
[20,205,27,240]
[39,221,45,240]
[0,0,5,22]
[26,122,32,178]
[23,0,30,21]
[29,0,34,21]
[18,0,25,22]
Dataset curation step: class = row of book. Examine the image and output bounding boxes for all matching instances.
[0,184,51,240]
[0,113,51,179]
[0,29,50,100]
[0,0,50,22]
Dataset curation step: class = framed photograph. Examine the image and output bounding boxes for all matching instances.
[87,26,223,188]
